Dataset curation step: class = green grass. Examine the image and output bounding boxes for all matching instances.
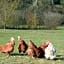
[0,29,64,64]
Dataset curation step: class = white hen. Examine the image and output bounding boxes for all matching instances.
[45,42,56,60]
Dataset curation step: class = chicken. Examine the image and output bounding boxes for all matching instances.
[0,37,15,54]
[35,47,44,58]
[44,42,56,60]
[27,40,43,58]
[27,40,37,57]
[38,41,50,56]
[18,36,28,53]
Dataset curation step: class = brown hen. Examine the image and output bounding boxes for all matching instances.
[0,37,15,54]
[38,41,50,56]
[18,36,28,53]
[27,40,43,58]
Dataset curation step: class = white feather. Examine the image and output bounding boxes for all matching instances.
[45,43,56,60]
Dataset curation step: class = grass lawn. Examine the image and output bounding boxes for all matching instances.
[0,29,64,64]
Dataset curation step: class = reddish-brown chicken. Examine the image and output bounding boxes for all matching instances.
[38,41,50,55]
[18,36,28,53]
[27,40,43,58]
[27,40,36,57]
[0,37,15,54]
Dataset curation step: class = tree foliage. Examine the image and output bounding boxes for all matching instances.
[0,0,20,29]
[0,0,64,29]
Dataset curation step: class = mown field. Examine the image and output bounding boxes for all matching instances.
[0,29,64,64]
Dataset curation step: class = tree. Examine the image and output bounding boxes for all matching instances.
[23,0,39,29]
[0,0,20,29]
[25,9,38,29]
[43,11,63,29]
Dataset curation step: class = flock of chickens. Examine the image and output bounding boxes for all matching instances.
[0,36,56,60]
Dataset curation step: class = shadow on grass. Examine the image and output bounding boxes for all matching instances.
[54,55,64,60]
[10,53,45,58]
[10,53,64,60]
[10,53,27,56]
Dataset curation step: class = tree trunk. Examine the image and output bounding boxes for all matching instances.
[4,22,6,30]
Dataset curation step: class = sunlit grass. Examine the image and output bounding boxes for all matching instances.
[0,29,64,64]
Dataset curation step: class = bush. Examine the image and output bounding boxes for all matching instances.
[43,11,63,29]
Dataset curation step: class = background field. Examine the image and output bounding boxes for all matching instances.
[0,29,64,64]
